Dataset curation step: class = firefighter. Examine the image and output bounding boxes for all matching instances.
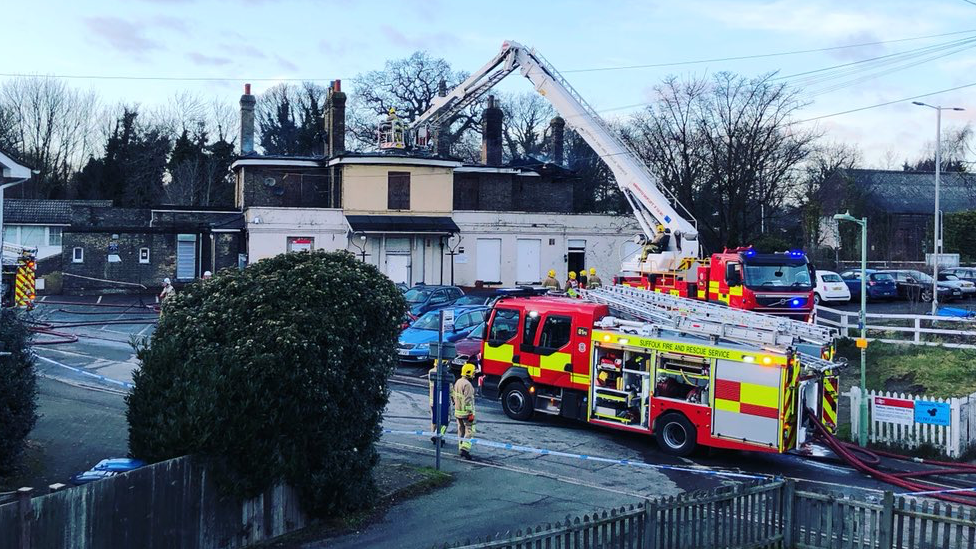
[588,267,603,288]
[565,271,580,297]
[428,361,454,446]
[453,363,477,460]
[159,278,176,302]
[578,269,588,289]
[542,269,561,290]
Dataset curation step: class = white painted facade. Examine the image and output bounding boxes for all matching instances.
[242,206,641,287]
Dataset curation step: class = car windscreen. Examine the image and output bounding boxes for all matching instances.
[743,261,813,290]
[404,288,432,303]
[411,312,441,330]
[942,274,960,281]
[820,273,843,283]
[870,273,894,282]
[468,322,486,340]
[908,272,935,284]
[453,295,488,306]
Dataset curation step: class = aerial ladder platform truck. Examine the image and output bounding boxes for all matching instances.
[401,40,816,320]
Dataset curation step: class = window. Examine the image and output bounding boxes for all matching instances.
[176,234,197,280]
[139,247,150,264]
[516,239,541,284]
[429,290,450,305]
[2,225,15,243]
[522,311,541,346]
[488,308,520,344]
[48,227,62,246]
[287,237,314,252]
[20,226,45,247]
[538,315,572,351]
[725,262,741,284]
[387,171,410,210]
[72,247,84,263]
[820,273,843,283]
[448,288,463,299]
[455,312,474,330]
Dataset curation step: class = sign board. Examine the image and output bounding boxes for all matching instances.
[429,341,457,360]
[291,238,312,253]
[441,309,455,332]
[108,242,119,254]
[914,400,951,426]
[872,396,914,425]
[454,254,468,264]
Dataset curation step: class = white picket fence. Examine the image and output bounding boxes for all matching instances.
[816,305,976,349]
[848,387,976,457]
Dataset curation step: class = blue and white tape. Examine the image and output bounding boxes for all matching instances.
[382,428,769,481]
[36,356,135,389]
[898,486,976,497]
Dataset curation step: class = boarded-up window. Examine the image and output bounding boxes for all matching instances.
[476,238,502,283]
[388,171,410,210]
[176,234,196,280]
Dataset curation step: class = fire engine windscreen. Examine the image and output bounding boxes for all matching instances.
[742,258,813,291]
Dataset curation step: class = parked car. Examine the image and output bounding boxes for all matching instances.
[451,289,508,309]
[398,306,488,365]
[886,270,961,302]
[937,273,976,297]
[402,285,464,320]
[943,267,976,284]
[838,269,898,301]
[396,282,409,293]
[813,270,851,304]
[450,321,486,377]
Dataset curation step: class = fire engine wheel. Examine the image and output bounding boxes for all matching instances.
[501,381,534,421]
[656,413,697,457]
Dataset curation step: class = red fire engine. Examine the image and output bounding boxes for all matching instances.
[480,294,837,456]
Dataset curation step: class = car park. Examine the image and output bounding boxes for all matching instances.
[814,270,851,304]
[838,269,898,301]
[886,270,961,302]
[943,267,976,284]
[402,285,464,319]
[398,306,488,365]
[937,273,976,297]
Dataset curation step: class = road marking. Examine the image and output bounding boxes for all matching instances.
[96,296,102,304]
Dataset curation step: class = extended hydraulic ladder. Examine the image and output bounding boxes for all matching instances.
[583,286,841,372]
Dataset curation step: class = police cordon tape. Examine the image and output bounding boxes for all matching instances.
[382,428,770,481]
[899,486,976,497]
[35,356,135,390]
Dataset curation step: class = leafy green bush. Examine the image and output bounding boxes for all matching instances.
[126,251,405,515]
[0,308,37,475]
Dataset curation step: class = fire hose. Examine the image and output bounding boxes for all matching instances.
[807,408,976,505]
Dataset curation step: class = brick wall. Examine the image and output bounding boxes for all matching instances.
[452,172,573,213]
[238,165,339,209]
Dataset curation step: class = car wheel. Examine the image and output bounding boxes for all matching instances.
[813,293,821,305]
[655,413,697,457]
[921,289,933,303]
[501,381,534,421]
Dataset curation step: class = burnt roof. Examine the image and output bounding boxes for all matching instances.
[833,168,976,214]
[2,199,112,224]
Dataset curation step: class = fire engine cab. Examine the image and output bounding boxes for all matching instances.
[481,294,835,456]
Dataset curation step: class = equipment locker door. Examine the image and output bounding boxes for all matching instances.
[711,359,782,449]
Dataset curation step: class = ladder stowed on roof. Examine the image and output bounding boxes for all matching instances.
[582,285,840,372]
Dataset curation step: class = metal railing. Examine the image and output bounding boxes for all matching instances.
[816,304,976,349]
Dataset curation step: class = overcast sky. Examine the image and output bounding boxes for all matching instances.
[4,0,976,165]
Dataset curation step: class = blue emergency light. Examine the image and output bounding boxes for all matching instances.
[788,250,805,258]
[789,298,805,308]
[743,249,757,257]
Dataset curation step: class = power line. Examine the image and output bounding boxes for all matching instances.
[562,28,976,73]
[794,81,976,123]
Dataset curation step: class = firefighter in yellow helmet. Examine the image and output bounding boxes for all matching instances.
[565,270,580,297]
[588,268,602,288]
[453,363,477,459]
[542,269,561,291]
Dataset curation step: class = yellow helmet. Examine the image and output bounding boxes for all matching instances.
[461,363,476,378]
[568,271,577,279]
[589,268,597,275]
[656,224,665,232]
[548,269,556,278]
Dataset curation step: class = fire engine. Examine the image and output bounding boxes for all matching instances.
[1,243,36,308]
[480,286,841,456]
[398,40,815,320]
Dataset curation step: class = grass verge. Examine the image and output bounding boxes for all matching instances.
[835,338,976,397]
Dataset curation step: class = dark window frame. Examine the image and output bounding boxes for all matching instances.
[537,314,573,352]
[387,171,411,210]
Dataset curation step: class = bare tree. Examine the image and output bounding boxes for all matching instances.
[0,76,98,198]
[798,142,861,249]
[499,91,554,161]
[349,51,482,157]
[256,82,326,156]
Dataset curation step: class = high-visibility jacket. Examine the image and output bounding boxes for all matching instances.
[588,275,603,288]
[542,276,561,290]
[453,377,475,419]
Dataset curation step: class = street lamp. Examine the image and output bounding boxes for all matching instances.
[834,211,869,447]
[912,102,965,315]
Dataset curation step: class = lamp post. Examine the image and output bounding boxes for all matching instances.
[834,211,869,447]
[912,102,965,315]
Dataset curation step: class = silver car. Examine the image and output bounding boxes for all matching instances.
[937,273,976,297]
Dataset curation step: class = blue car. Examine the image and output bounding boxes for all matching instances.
[398,306,489,364]
[403,285,465,319]
[839,269,898,301]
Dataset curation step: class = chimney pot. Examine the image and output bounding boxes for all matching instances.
[481,95,503,166]
[550,116,565,166]
[326,85,346,156]
[244,83,251,95]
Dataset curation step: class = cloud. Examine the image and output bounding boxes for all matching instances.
[381,26,460,50]
[826,31,888,61]
[274,54,298,72]
[186,52,233,66]
[153,15,191,35]
[84,17,163,54]
[219,43,267,60]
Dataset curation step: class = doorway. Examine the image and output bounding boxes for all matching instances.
[568,239,586,277]
[386,254,411,285]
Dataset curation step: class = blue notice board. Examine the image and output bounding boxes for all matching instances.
[914,400,951,426]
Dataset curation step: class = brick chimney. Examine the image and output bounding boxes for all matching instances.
[325,80,346,156]
[481,95,503,166]
[550,116,565,166]
[435,79,450,157]
[239,83,255,155]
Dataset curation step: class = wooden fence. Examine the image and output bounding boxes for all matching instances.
[815,305,976,349]
[0,455,306,549]
[441,480,976,549]
[848,386,976,458]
